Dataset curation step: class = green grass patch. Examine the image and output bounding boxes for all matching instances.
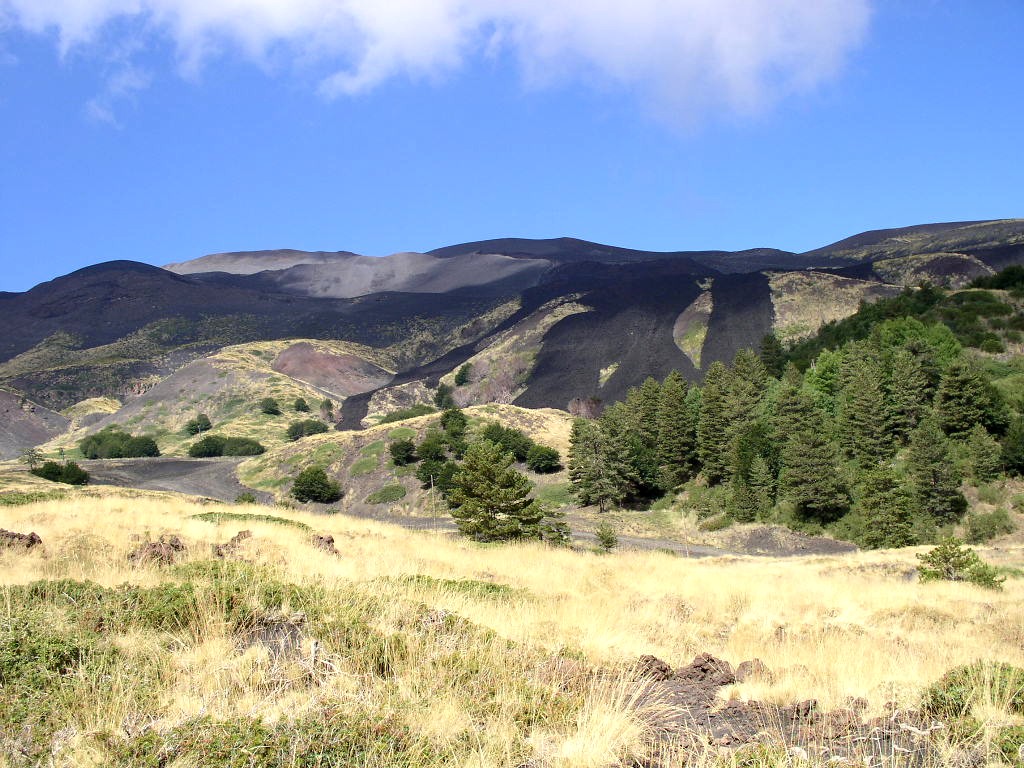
[365,485,407,504]
[387,427,416,441]
[392,574,523,599]
[0,490,66,506]
[378,404,436,424]
[350,456,378,476]
[360,440,385,458]
[535,482,572,508]
[191,511,312,532]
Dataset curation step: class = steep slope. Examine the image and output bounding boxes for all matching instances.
[0,389,69,459]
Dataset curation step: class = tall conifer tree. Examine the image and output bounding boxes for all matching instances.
[907,416,967,524]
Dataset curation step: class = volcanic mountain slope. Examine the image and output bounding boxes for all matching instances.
[2,219,1024,445]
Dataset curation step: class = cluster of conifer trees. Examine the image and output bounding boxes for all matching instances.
[568,315,1022,548]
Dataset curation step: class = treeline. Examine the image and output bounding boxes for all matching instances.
[568,313,1022,549]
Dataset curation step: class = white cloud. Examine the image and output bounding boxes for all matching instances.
[0,0,871,120]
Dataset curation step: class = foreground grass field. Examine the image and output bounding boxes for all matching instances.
[1,492,1023,766]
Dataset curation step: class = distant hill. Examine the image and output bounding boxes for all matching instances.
[1,218,1022,456]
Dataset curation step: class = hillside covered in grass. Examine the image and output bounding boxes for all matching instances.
[1,491,1023,767]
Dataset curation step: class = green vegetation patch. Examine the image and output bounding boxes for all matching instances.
[365,485,407,504]
[360,440,386,457]
[350,456,379,476]
[534,482,572,508]
[388,427,416,441]
[191,511,312,532]
[392,574,524,600]
[378,404,436,424]
[0,490,66,506]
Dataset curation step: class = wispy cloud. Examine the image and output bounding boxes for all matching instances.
[0,0,871,122]
[85,63,150,125]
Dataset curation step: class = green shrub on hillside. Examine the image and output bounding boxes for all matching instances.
[454,363,472,386]
[964,508,1016,544]
[31,460,89,486]
[259,397,281,416]
[526,444,561,473]
[184,413,212,435]
[291,466,342,503]
[293,397,310,413]
[389,439,417,466]
[286,419,329,441]
[921,661,1024,720]
[188,435,265,458]
[80,426,161,459]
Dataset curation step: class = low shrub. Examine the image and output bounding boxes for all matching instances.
[286,419,329,441]
[291,466,342,503]
[189,435,265,457]
[184,414,212,435]
[293,397,310,413]
[389,439,417,466]
[964,508,1016,544]
[921,661,1024,720]
[259,397,281,416]
[31,460,89,486]
[917,537,1005,589]
[526,444,561,473]
[595,522,618,552]
[191,511,312,531]
[995,725,1024,766]
[80,426,161,459]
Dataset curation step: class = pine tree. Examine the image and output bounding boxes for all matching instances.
[726,349,768,439]
[728,478,761,523]
[759,333,786,378]
[747,455,776,520]
[853,467,916,549]
[656,371,696,489]
[835,358,893,467]
[908,416,967,525]
[567,419,636,512]
[886,347,929,443]
[779,418,849,524]
[772,381,818,440]
[1001,416,1024,476]
[697,361,730,484]
[448,440,546,541]
[965,424,1002,483]
[935,359,1007,437]
[616,378,663,493]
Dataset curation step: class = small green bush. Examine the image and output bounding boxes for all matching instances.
[595,522,617,553]
[917,537,1005,589]
[31,460,89,486]
[921,661,1024,719]
[259,397,281,416]
[184,414,212,435]
[189,435,265,457]
[526,444,561,473]
[293,397,310,413]
[223,437,265,456]
[80,426,161,459]
[286,419,329,441]
[389,439,417,466]
[480,421,534,461]
[291,466,342,503]
[234,492,257,504]
[365,485,407,504]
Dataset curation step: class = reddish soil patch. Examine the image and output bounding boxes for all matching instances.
[272,343,392,398]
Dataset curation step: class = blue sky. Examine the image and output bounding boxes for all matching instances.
[1,1,1022,292]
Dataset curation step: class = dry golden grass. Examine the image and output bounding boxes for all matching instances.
[1,492,1022,766]
[768,271,900,343]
